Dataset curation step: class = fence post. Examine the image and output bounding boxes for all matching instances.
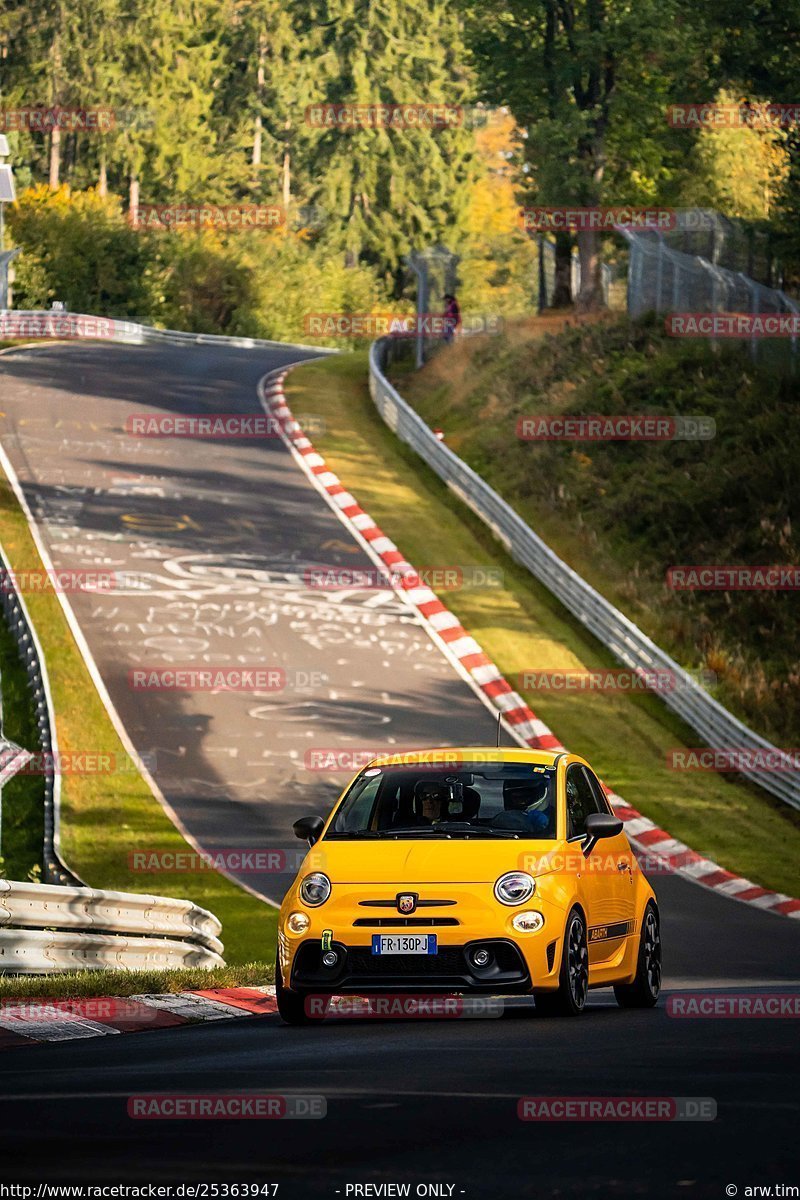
[697,258,728,352]
[407,253,426,370]
[778,290,798,375]
[738,273,758,364]
[671,244,682,310]
[655,235,665,314]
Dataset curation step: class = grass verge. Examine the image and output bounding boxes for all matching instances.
[0,962,273,1000]
[0,472,277,965]
[285,352,800,898]
[395,317,800,746]
[0,601,44,882]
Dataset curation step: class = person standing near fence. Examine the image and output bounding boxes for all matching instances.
[443,293,461,342]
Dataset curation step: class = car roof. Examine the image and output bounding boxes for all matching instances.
[369,747,565,768]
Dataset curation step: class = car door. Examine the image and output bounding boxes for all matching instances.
[583,764,636,959]
[565,763,634,965]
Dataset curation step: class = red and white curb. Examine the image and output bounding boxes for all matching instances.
[259,368,800,922]
[0,987,278,1049]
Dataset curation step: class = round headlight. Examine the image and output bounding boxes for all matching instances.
[494,871,536,906]
[299,872,331,907]
[287,911,310,934]
[512,910,545,933]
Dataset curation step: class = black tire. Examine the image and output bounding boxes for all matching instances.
[275,951,328,1025]
[614,902,661,1009]
[535,907,589,1017]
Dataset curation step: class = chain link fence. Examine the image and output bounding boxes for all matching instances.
[621,213,799,372]
[404,240,621,370]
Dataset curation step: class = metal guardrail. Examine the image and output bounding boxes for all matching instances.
[0,878,224,972]
[0,542,81,886]
[369,337,800,812]
[0,879,222,950]
[0,928,223,972]
[0,554,227,971]
[0,310,338,356]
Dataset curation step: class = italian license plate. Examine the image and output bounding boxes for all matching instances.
[371,934,438,955]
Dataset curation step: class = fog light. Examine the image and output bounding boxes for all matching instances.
[287,911,310,934]
[321,950,339,968]
[470,947,492,968]
[512,910,545,933]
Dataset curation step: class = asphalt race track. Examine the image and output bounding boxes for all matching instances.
[0,342,499,900]
[0,978,797,1196]
[0,342,798,1196]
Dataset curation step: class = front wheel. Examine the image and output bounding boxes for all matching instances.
[614,903,661,1009]
[535,907,588,1017]
[275,950,328,1025]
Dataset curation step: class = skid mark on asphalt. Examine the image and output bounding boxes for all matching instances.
[0,344,500,903]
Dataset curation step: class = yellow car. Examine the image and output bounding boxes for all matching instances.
[276,748,661,1024]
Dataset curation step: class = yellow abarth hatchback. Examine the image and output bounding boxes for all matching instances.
[276,748,661,1024]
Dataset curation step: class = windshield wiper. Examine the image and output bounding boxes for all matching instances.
[374,823,522,839]
[326,830,380,839]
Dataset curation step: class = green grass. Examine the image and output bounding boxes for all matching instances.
[285,352,800,898]
[395,317,800,747]
[0,603,45,881]
[0,479,277,965]
[0,962,272,1000]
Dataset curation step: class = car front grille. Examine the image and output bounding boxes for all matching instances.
[352,918,460,927]
[347,947,467,976]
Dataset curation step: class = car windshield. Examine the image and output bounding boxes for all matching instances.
[327,760,557,839]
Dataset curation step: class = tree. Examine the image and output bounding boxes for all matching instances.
[220,0,322,213]
[680,91,789,221]
[306,0,477,294]
[464,0,710,309]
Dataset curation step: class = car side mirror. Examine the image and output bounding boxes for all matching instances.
[293,814,325,846]
[583,811,623,856]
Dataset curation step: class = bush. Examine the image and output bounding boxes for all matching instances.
[9,186,157,317]
[7,187,388,343]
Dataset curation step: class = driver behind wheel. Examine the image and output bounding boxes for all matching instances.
[415,780,449,824]
[501,778,553,834]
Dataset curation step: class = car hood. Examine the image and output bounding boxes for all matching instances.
[304,837,562,885]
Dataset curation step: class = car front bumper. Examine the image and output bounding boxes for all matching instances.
[285,936,552,994]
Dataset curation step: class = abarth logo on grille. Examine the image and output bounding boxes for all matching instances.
[397,893,418,914]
